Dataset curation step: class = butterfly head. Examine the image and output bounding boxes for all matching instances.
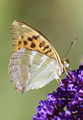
[61,58,69,68]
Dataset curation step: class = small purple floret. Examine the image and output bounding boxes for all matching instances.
[33,65,83,120]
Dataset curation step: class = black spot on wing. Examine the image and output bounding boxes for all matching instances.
[28,37,33,41]
[21,36,24,39]
[30,42,36,48]
[18,41,22,45]
[37,35,40,38]
[24,41,27,45]
[32,35,37,40]
[39,41,45,48]
[43,45,49,51]
[44,49,51,54]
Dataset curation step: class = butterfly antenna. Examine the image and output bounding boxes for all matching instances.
[65,37,78,58]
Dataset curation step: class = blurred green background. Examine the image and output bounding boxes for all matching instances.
[0,0,83,120]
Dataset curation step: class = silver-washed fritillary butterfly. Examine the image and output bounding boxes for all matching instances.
[9,20,69,93]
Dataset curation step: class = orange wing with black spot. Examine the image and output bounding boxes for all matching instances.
[11,20,61,64]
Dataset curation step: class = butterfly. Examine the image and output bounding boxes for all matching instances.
[9,20,69,93]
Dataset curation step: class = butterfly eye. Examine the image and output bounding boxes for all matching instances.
[64,58,69,68]
[62,58,69,68]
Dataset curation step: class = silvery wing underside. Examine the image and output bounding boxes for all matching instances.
[9,48,63,93]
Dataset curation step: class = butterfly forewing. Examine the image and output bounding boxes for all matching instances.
[11,20,61,64]
[9,20,64,93]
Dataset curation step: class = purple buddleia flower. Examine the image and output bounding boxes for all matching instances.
[33,65,83,120]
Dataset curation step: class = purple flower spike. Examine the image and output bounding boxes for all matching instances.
[33,65,83,120]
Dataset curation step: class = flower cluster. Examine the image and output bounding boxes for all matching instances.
[33,65,83,120]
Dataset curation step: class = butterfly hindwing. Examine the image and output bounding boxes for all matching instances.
[9,48,61,93]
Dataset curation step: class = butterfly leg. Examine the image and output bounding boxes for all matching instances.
[56,72,64,87]
[63,65,72,80]
[56,79,60,84]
